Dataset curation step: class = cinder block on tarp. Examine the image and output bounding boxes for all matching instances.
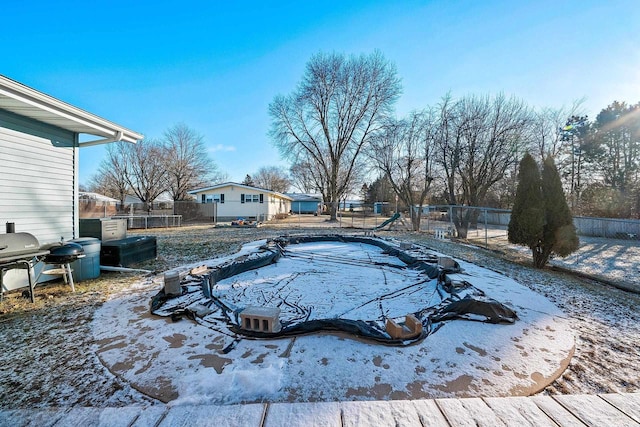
[399,242,413,250]
[240,306,281,333]
[438,256,457,269]
[164,271,181,296]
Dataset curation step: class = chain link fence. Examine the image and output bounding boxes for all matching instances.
[420,205,640,246]
[80,199,640,239]
[79,200,179,229]
[173,201,400,229]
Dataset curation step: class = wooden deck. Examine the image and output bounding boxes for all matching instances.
[2,393,640,426]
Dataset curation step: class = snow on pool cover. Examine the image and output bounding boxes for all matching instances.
[92,235,574,404]
[150,235,517,346]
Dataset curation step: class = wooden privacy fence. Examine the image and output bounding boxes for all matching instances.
[574,216,640,239]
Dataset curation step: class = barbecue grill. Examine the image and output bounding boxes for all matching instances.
[0,234,85,302]
[0,232,49,302]
[45,242,85,264]
[38,242,86,293]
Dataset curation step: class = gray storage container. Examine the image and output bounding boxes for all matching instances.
[70,237,101,281]
[79,218,127,241]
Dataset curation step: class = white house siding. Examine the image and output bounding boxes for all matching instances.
[266,194,289,218]
[221,188,268,220]
[0,110,77,244]
[192,184,291,221]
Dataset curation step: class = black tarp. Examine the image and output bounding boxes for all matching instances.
[151,235,517,346]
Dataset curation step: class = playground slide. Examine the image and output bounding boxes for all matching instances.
[373,212,401,230]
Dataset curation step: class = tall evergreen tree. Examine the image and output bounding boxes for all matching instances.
[364,175,396,207]
[242,174,255,186]
[509,154,579,268]
[508,153,544,259]
[536,156,579,268]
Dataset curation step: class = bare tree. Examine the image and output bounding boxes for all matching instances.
[252,166,291,193]
[122,138,169,212]
[289,158,320,193]
[529,100,585,163]
[269,50,401,220]
[433,94,462,213]
[163,123,219,201]
[370,111,436,230]
[212,170,230,185]
[88,142,131,205]
[436,93,533,237]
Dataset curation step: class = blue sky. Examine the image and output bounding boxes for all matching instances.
[3,1,639,186]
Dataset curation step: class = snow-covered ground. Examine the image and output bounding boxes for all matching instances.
[462,227,640,292]
[0,226,638,410]
[92,237,573,405]
[405,233,640,396]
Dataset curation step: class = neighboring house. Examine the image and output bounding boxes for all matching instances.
[285,193,323,214]
[79,192,120,203]
[189,182,292,221]
[0,75,142,287]
[79,191,119,218]
[123,192,173,215]
[124,193,175,205]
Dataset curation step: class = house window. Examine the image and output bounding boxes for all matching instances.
[242,194,260,203]
[212,194,224,203]
[201,194,206,203]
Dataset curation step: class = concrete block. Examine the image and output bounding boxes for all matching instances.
[240,306,281,333]
[190,304,214,318]
[164,271,181,296]
[399,242,413,250]
[201,276,212,298]
[438,256,457,269]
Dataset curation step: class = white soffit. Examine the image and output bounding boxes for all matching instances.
[0,75,143,146]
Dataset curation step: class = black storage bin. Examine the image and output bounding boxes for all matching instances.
[100,236,157,267]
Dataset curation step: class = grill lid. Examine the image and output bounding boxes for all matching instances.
[45,242,85,264]
[0,232,49,263]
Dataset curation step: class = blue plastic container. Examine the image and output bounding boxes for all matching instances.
[70,237,101,281]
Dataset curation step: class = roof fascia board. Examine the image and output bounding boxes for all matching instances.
[79,131,136,147]
[0,76,143,143]
[188,182,294,200]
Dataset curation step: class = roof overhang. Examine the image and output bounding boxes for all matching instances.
[0,75,143,146]
[189,182,294,201]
